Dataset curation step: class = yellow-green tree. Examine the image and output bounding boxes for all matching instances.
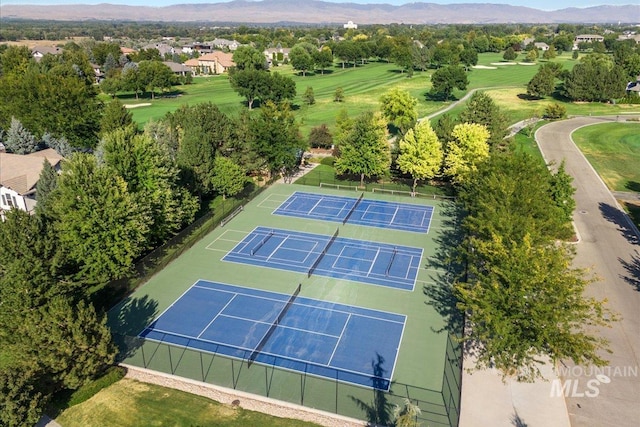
[396,120,443,194]
[443,123,490,183]
[379,88,418,135]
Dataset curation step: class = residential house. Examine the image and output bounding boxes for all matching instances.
[120,47,137,56]
[143,42,175,57]
[626,76,640,96]
[211,38,241,51]
[534,42,550,51]
[574,34,605,49]
[162,61,192,76]
[31,45,63,61]
[90,63,105,83]
[618,33,640,44]
[0,148,63,219]
[264,46,291,66]
[184,51,234,75]
[183,42,214,55]
[521,37,535,49]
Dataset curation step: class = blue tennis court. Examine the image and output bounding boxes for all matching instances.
[139,280,405,390]
[274,191,434,233]
[222,227,423,291]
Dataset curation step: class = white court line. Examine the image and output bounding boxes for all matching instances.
[217,313,341,339]
[266,235,289,262]
[307,197,324,215]
[328,313,351,365]
[389,205,400,224]
[366,248,381,276]
[197,294,238,339]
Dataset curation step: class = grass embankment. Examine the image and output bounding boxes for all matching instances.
[572,122,640,192]
[56,378,321,427]
[572,121,640,228]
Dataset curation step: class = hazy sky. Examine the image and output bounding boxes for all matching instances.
[1,0,636,12]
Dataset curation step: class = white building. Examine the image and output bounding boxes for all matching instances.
[0,148,63,219]
[344,21,358,29]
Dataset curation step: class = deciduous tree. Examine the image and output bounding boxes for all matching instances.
[250,101,306,178]
[303,86,315,105]
[100,99,133,135]
[52,154,149,284]
[396,120,443,193]
[289,43,315,76]
[335,111,390,187]
[429,65,468,100]
[458,91,508,148]
[232,45,267,71]
[211,156,246,199]
[443,123,490,183]
[379,88,418,135]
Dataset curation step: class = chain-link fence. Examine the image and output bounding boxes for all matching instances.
[116,332,462,427]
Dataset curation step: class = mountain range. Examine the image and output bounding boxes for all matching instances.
[1,1,639,24]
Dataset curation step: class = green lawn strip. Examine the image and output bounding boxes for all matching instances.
[56,378,321,427]
[296,162,453,196]
[572,122,640,191]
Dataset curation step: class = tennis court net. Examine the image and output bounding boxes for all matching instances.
[308,227,339,278]
[248,283,302,367]
[385,247,398,276]
[251,230,274,256]
[342,192,364,225]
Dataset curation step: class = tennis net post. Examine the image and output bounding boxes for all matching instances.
[247,283,302,367]
[342,192,364,225]
[308,227,339,278]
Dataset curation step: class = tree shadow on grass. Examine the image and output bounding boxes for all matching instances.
[625,181,640,193]
[350,354,394,427]
[618,251,640,292]
[599,202,639,245]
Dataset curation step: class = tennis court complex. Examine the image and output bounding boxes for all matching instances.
[221,226,422,290]
[274,191,434,233]
[140,280,404,390]
[110,184,461,427]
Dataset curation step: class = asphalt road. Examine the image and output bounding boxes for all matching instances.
[535,116,640,427]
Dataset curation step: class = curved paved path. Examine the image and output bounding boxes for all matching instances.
[536,116,640,427]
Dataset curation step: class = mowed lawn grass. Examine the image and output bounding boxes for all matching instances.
[572,122,640,191]
[56,378,321,427]
[123,52,640,138]
[126,61,440,137]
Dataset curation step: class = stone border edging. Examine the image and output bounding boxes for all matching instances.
[121,363,366,427]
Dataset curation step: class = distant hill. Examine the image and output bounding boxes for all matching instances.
[1,1,639,24]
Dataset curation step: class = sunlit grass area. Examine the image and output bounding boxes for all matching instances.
[572,122,640,192]
[56,378,321,427]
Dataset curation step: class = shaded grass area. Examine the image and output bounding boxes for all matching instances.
[56,378,321,427]
[572,122,640,191]
[48,366,126,418]
[621,201,640,226]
